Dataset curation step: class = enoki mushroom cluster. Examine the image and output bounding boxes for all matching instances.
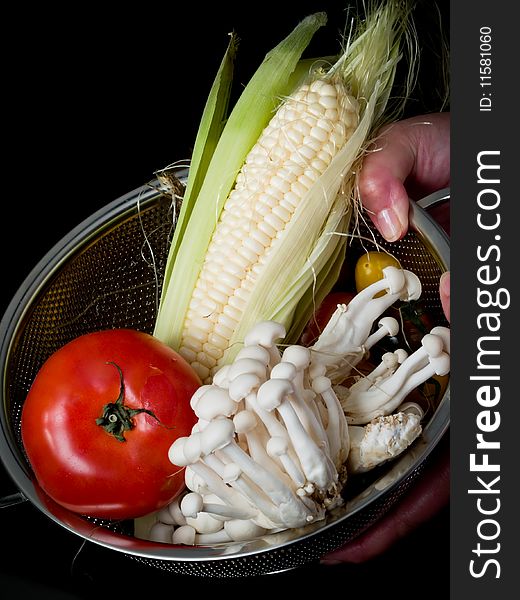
[144,267,450,546]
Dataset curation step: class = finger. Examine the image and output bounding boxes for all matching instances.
[358,113,450,242]
[321,436,450,564]
[440,271,450,322]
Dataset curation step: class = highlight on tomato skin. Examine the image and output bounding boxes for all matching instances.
[20,328,201,521]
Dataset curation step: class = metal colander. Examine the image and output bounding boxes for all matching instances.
[0,176,449,577]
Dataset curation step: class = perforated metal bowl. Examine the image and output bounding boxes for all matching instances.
[0,178,449,577]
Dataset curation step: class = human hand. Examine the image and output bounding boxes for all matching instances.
[321,112,451,565]
[358,111,451,319]
[357,112,450,241]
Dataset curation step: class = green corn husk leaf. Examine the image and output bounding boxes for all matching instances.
[161,33,238,283]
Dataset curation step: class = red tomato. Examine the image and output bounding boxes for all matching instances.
[21,329,200,520]
[300,291,356,346]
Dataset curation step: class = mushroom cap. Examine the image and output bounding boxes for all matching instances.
[402,270,422,301]
[228,358,267,382]
[186,512,225,534]
[243,321,286,348]
[184,466,207,494]
[266,435,289,457]
[189,384,214,411]
[421,333,444,358]
[381,351,400,370]
[431,325,451,354]
[172,524,196,545]
[395,348,409,363]
[382,266,406,295]
[200,417,236,455]
[156,505,176,525]
[378,316,399,337]
[168,436,190,467]
[222,462,242,483]
[270,361,297,381]
[311,375,333,395]
[212,364,231,388]
[308,360,327,379]
[235,344,271,366]
[180,492,204,518]
[182,432,203,463]
[257,378,293,411]
[233,410,258,434]
[228,372,261,402]
[430,352,450,376]
[281,345,311,370]
[194,387,237,421]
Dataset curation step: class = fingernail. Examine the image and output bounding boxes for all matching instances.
[375,208,403,242]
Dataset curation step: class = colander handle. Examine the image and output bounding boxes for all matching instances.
[0,491,28,509]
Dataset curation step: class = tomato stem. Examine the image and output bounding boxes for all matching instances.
[95,361,159,442]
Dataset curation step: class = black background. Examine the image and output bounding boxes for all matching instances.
[2,1,450,597]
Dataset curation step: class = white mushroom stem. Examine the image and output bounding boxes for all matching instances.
[347,412,423,474]
[233,410,287,480]
[271,360,330,452]
[364,316,400,351]
[342,331,450,424]
[169,437,257,516]
[343,350,405,396]
[199,454,274,525]
[311,375,350,467]
[282,345,332,448]
[181,491,255,521]
[310,268,421,382]
[369,351,450,421]
[201,419,316,528]
[221,462,286,526]
[266,436,306,488]
[243,389,290,440]
[243,390,303,483]
[193,386,238,421]
[161,304,449,545]
[257,378,337,491]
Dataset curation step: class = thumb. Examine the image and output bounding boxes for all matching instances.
[358,113,450,242]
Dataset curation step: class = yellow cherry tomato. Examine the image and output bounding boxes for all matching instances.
[354,251,401,295]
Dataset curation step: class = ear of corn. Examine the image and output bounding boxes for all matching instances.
[154,2,416,382]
